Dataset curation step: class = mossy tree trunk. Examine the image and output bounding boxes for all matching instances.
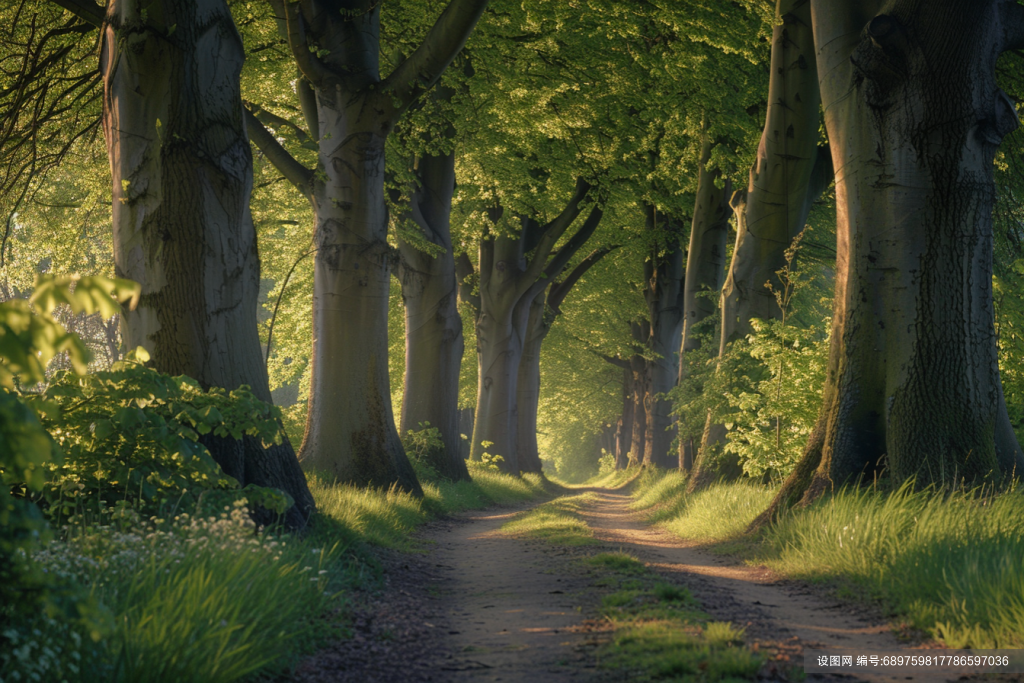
[754,0,1024,527]
[101,0,313,528]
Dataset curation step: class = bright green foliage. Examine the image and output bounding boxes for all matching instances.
[401,421,446,481]
[723,319,828,481]
[28,354,290,522]
[1,274,135,640]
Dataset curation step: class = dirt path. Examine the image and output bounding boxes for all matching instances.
[293,488,935,683]
[578,490,914,682]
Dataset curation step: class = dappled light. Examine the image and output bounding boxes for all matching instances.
[4,0,1024,680]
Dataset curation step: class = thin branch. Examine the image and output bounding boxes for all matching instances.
[382,0,489,115]
[540,205,605,291]
[244,107,315,202]
[266,247,316,365]
[456,251,480,313]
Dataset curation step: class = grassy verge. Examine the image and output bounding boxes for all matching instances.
[630,468,774,539]
[8,462,547,682]
[586,551,763,682]
[499,492,598,545]
[629,467,1024,649]
[501,493,768,681]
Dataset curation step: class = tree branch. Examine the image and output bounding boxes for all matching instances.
[244,108,314,202]
[540,205,604,290]
[245,100,314,148]
[47,0,103,28]
[519,178,593,288]
[549,244,619,313]
[283,0,331,86]
[382,0,489,115]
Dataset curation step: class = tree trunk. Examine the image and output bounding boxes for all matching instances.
[689,0,827,492]
[397,148,469,482]
[516,291,547,474]
[471,291,528,473]
[678,133,732,470]
[246,0,491,493]
[100,0,314,528]
[643,207,686,468]
[468,187,603,473]
[630,321,650,466]
[616,367,634,469]
[755,0,1024,525]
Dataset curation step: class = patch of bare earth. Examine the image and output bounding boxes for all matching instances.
[286,489,991,683]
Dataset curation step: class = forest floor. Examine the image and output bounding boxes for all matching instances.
[286,486,978,683]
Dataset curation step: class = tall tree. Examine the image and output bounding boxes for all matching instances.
[688,0,827,492]
[756,0,1024,524]
[245,0,490,492]
[392,110,469,482]
[678,132,733,470]
[516,246,614,473]
[465,186,602,473]
[642,206,687,467]
[100,0,314,527]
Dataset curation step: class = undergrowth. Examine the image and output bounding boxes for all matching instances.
[628,467,1024,649]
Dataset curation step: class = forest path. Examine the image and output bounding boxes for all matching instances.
[292,488,934,683]
[576,490,916,682]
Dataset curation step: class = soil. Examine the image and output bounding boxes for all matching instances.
[287,487,985,683]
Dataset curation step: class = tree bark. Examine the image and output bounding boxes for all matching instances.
[688,0,827,492]
[469,188,603,473]
[678,133,733,470]
[396,147,469,482]
[100,0,314,528]
[629,321,650,466]
[516,290,546,474]
[643,207,686,468]
[755,0,1024,526]
[247,0,490,493]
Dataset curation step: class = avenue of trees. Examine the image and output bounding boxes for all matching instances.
[6,0,1024,532]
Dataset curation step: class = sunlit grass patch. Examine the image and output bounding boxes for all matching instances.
[600,620,761,682]
[584,551,646,574]
[26,503,341,683]
[501,493,597,545]
[762,482,1024,648]
[630,469,774,541]
[584,465,644,489]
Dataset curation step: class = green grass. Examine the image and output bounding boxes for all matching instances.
[631,469,774,540]
[583,465,644,490]
[583,547,762,682]
[501,493,597,545]
[761,482,1024,648]
[628,469,1024,649]
[307,461,550,551]
[10,462,549,683]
